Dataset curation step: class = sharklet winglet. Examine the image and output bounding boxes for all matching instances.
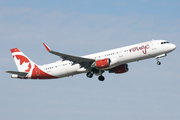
[43,43,51,52]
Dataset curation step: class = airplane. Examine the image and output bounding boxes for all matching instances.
[6,40,176,81]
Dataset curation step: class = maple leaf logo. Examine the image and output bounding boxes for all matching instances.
[13,55,32,72]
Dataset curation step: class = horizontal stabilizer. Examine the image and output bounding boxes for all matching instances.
[6,71,28,75]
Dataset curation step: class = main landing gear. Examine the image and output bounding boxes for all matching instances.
[86,71,105,81]
[98,75,105,81]
[86,72,93,78]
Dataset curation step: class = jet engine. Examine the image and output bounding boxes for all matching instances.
[92,58,118,69]
[95,58,110,68]
[108,64,129,74]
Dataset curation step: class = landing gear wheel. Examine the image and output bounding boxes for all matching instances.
[86,72,93,78]
[157,61,161,65]
[98,75,105,81]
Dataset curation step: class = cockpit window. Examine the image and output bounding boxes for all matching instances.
[161,42,169,44]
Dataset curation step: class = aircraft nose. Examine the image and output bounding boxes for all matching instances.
[172,44,176,50]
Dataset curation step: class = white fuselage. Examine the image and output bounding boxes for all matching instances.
[34,40,176,79]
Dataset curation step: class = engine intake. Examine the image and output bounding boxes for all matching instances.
[95,58,110,68]
[91,58,119,69]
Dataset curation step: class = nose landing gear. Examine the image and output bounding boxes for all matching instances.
[157,61,161,65]
[155,54,167,65]
[156,58,161,65]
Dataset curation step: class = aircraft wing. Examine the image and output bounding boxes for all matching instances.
[6,71,28,75]
[43,43,95,68]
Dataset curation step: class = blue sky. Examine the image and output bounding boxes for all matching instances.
[1,0,180,120]
[2,0,180,19]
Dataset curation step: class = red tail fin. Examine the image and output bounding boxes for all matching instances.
[10,48,36,72]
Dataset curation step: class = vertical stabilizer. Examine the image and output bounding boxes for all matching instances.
[10,48,36,72]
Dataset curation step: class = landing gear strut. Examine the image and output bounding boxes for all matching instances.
[156,54,167,65]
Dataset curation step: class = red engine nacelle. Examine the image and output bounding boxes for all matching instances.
[95,58,110,68]
[109,64,129,74]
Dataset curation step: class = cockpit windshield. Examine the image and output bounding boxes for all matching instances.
[161,42,169,44]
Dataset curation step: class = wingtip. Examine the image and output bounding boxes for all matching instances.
[43,43,51,52]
